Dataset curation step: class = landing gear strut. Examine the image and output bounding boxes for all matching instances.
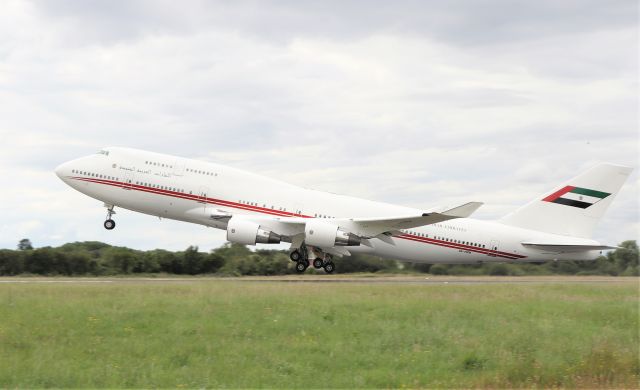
[322,255,335,274]
[290,245,336,274]
[104,205,116,230]
[290,245,310,273]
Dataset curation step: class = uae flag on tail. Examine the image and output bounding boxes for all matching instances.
[543,186,611,209]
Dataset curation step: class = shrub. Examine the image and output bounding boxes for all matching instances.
[429,264,448,275]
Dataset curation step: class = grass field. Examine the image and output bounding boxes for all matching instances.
[0,277,638,388]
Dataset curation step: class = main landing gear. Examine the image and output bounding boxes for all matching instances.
[104,205,116,230]
[290,245,335,274]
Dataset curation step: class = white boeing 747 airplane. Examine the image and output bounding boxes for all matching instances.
[55,147,632,273]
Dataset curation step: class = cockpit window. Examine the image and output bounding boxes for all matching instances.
[97,149,110,156]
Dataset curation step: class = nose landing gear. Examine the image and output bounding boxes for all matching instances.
[104,205,116,230]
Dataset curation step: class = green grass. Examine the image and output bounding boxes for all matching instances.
[0,279,638,388]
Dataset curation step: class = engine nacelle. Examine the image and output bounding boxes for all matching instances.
[226,218,281,245]
[304,220,361,247]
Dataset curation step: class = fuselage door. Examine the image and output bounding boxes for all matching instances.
[122,169,135,190]
[198,186,210,209]
[173,161,185,177]
[489,239,500,256]
[292,202,305,217]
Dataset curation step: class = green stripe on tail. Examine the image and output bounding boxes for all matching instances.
[569,187,610,199]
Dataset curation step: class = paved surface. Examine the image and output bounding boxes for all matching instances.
[0,276,636,285]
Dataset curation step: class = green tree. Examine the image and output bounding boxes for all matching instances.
[133,251,161,273]
[410,263,432,273]
[24,248,56,274]
[332,253,397,273]
[18,239,33,251]
[0,249,24,275]
[101,247,138,274]
[183,246,205,275]
[612,241,638,269]
[201,252,225,274]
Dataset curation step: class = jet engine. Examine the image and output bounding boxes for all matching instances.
[226,218,281,245]
[304,220,361,247]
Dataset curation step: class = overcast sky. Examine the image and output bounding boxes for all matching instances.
[0,0,637,252]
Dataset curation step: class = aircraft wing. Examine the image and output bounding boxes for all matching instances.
[248,201,483,241]
[338,202,483,238]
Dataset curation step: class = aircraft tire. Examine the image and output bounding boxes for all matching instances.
[295,260,309,273]
[313,259,324,269]
[323,262,335,274]
[290,250,301,262]
[104,219,116,230]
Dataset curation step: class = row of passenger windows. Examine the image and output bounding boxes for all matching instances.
[238,200,334,217]
[187,168,217,176]
[135,181,185,194]
[145,161,173,169]
[144,160,218,177]
[72,170,118,181]
[239,200,291,212]
[405,230,486,248]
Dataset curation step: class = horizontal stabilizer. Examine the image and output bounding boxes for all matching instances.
[521,242,618,253]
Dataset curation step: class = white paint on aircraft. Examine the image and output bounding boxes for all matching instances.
[54,147,633,273]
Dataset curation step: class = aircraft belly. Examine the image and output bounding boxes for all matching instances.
[368,236,486,264]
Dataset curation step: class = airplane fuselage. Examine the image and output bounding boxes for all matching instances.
[55,148,605,265]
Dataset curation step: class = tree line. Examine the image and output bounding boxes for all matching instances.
[1,239,637,276]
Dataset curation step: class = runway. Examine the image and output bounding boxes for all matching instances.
[0,276,636,285]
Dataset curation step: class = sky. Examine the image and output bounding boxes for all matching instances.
[0,0,638,252]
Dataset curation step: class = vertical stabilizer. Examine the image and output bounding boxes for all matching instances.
[499,163,633,237]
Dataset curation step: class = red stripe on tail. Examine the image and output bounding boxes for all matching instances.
[542,185,575,202]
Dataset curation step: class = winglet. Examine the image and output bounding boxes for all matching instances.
[440,202,483,218]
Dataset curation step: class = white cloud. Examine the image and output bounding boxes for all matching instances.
[0,0,637,251]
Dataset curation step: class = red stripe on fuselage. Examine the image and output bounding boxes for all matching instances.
[73,176,305,218]
[71,176,527,260]
[399,234,524,259]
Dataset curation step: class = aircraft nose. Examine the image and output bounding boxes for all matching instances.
[55,161,71,180]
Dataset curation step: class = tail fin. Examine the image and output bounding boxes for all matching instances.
[500,163,633,238]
